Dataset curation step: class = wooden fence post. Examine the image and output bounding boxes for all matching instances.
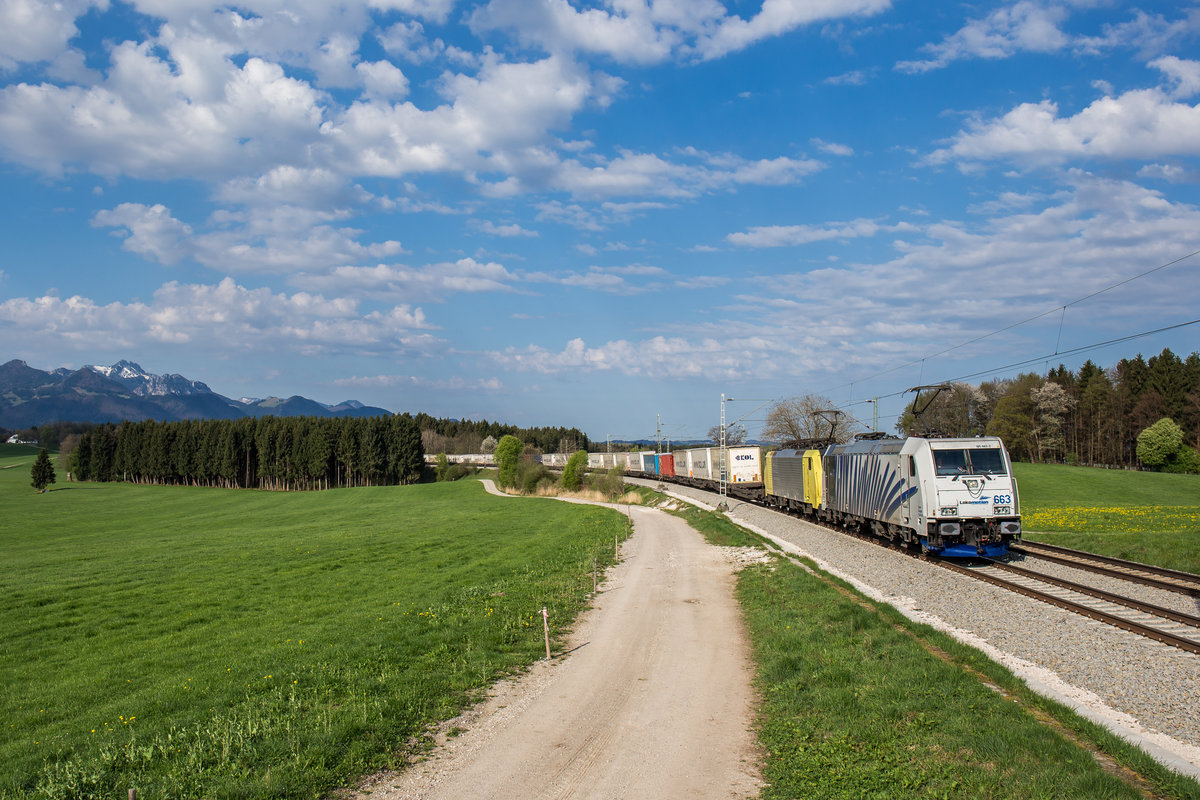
[542,607,551,659]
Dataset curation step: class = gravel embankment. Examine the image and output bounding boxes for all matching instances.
[628,478,1200,778]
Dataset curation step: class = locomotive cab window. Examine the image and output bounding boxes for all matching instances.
[969,448,1006,475]
[933,448,1007,477]
[933,449,967,476]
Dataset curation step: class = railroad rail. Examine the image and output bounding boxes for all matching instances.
[934,559,1200,655]
[1012,541,1200,597]
[631,476,1200,654]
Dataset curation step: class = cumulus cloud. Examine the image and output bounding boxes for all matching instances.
[92,202,404,273]
[897,2,1070,73]
[0,0,106,71]
[0,277,438,355]
[928,61,1200,167]
[472,0,892,64]
[0,47,326,179]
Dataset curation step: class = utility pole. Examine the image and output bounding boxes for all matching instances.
[719,394,728,510]
[656,414,662,454]
[865,397,878,432]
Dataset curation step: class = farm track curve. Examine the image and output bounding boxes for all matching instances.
[347,481,763,800]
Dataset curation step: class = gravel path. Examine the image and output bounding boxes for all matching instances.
[350,482,762,799]
[631,478,1200,781]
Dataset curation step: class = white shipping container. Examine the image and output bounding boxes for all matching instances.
[726,446,763,482]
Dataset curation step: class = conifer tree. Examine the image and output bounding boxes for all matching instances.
[31,448,56,493]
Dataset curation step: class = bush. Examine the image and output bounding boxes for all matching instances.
[561,450,588,491]
[1164,445,1200,474]
[494,435,523,488]
[1137,418,1184,469]
[588,466,626,499]
[520,462,552,493]
[435,453,450,481]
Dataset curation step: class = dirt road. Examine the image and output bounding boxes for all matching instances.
[354,488,762,799]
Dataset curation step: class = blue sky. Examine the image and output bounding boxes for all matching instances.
[2,0,1199,443]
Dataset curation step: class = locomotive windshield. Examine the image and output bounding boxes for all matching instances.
[933,448,1007,477]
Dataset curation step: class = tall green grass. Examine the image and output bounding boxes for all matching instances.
[739,556,1200,800]
[659,496,1200,800]
[0,457,626,799]
[1014,463,1200,572]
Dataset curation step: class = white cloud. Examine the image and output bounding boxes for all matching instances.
[476,220,539,237]
[495,335,755,378]
[472,0,892,64]
[1152,55,1200,99]
[727,218,912,248]
[0,277,438,355]
[492,175,1200,382]
[0,47,326,179]
[92,203,194,264]
[811,138,854,156]
[1075,8,1200,58]
[333,373,502,391]
[355,60,410,101]
[92,201,405,273]
[900,4,1200,73]
[824,68,870,86]
[522,264,669,294]
[694,0,892,61]
[897,2,1069,74]
[928,66,1200,167]
[0,0,105,71]
[292,257,519,301]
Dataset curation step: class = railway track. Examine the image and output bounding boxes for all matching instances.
[1012,540,1200,597]
[634,476,1200,654]
[934,558,1200,655]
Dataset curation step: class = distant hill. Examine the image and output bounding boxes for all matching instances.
[0,359,392,428]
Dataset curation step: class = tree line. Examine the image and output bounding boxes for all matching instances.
[413,413,590,455]
[69,415,425,490]
[893,347,1199,468]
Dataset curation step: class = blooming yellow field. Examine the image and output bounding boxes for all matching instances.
[1024,505,1200,534]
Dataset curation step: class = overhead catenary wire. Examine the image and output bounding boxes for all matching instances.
[820,248,1200,398]
[833,316,1200,409]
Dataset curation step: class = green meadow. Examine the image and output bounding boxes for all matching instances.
[1013,462,1200,572]
[0,445,626,799]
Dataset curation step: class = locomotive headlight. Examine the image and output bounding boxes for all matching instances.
[939,507,957,516]
[994,505,1011,515]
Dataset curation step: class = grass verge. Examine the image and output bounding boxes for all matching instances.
[0,464,627,799]
[656,490,1200,799]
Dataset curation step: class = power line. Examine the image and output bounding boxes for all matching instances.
[821,248,1200,397]
[837,316,1200,407]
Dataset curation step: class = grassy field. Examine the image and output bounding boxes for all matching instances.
[660,497,1200,800]
[0,446,627,799]
[1013,462,1200,573]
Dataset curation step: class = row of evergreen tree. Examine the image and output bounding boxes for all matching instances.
[70,415,425,490]
[412,413,590,455]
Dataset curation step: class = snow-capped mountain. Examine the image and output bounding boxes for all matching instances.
[88,360,214,397]
[0,358,393,428]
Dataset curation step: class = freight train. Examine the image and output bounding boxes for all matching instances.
[587,435,1021,558]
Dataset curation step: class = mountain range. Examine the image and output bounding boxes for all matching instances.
[0,359,392,429]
